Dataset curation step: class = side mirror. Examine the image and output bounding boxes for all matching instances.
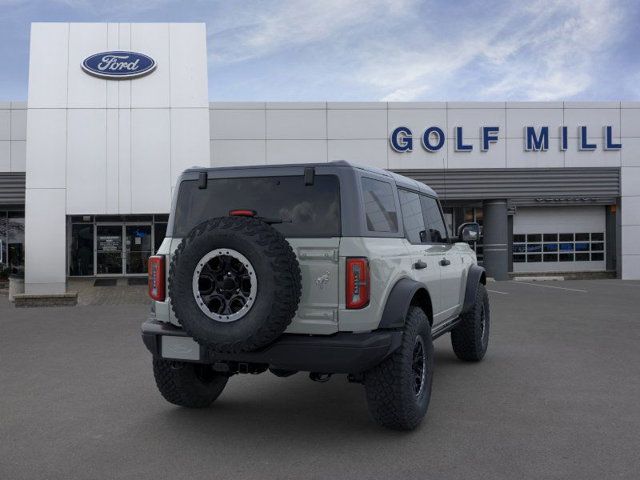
[457,222,480,243]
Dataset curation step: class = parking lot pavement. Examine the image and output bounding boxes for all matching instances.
[1,280,640,480]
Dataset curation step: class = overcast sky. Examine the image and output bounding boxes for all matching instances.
[0,0,638,102]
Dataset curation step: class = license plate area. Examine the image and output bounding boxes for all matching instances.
[161,336,201,361]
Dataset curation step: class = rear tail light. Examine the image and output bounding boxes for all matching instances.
[148,255,165,301]
[346,257,369,309]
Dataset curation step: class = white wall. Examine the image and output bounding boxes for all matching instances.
[25,22,210,294]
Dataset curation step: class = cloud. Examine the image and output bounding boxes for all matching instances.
[0,0,635,101]
[208,0,416,64]
[206,0,628,101]
[371,0,624,101]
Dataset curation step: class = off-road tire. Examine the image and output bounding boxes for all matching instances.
[451,283,490,361]
[364,307,433,431]
[169,217,302,353]
[153,359,228,408]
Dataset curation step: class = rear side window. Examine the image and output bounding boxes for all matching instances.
[399,189,426,244]
[420,195,448,243]
[361,178,398,233]
[173,175,340,238]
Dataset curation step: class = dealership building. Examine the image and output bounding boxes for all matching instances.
[1,22,639,296]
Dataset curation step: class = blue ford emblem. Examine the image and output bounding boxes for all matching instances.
[82,51,156,79]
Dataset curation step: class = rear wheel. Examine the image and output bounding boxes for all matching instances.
[153,359,228,408]
[364,306,433,430]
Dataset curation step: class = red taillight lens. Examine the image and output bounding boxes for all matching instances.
[229,209,256,217]
[346,257,369,309]
[148,255,165,301]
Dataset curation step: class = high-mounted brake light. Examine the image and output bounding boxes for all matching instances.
[229,209,256,217]
[148,256,165,301]
[346,257,369,309]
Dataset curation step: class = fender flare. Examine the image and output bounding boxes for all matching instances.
[378,278,432,329]
[462,264,486,314]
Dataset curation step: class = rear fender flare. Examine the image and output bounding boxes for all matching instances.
[378,278,432,329]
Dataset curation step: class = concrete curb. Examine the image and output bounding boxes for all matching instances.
[513,276,565,282]
[14,292,78,308]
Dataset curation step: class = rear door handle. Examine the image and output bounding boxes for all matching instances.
[413,260,427,270]
[439,258,451,266]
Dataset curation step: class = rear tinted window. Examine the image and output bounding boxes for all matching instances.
[172,175,341,238]
[361,177,398,233]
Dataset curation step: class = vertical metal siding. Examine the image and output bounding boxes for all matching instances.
[393,168,620,202]
[0,173,26,206]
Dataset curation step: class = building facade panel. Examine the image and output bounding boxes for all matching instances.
[10,142,26,172]
[66,108,107,214]
[266,109,327,140]
[210,109,265,140]
[25,108,67,189]
[0,142,9,171]
[505,138,565,168]
[67,23,108,109]
[27,23,69,108]
[505,107,563,138]
[130,23,171,108]
[211,139,266,167]
[0,109,10,140]
[266,139,327,164]
[328,139,388,169]
[10,108,26,141]
[130,108,171,212]
[24,188,66,293]
[327,109,387,139]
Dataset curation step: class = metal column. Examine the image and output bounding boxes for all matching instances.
[482,200,509,281]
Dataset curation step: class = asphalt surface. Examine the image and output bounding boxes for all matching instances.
[1,280,639,480]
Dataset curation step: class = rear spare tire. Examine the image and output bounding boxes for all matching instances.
[169,216,301,353]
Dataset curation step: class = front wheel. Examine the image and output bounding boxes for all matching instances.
[364,306,433,430]
[153,359,228,408]
[451,283,490,361]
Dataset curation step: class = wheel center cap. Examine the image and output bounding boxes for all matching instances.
[221,277,237,291]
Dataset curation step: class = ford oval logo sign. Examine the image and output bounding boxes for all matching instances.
[81,51,156,79]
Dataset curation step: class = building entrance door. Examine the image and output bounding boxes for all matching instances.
[125,225,152,275]
[95,223,152,276]
[96,225,123,275]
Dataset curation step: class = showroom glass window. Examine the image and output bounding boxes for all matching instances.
[361,178,398,233]
[68,214,172,277]
[0,211,25,274]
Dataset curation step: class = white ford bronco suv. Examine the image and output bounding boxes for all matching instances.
[142,161,489,430]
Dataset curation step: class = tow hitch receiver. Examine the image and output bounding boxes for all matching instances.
[309,372,332,383]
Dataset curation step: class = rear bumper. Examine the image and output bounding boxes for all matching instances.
[141,319,402,374]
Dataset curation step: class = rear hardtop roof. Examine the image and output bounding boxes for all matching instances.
[183,160,438,197]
